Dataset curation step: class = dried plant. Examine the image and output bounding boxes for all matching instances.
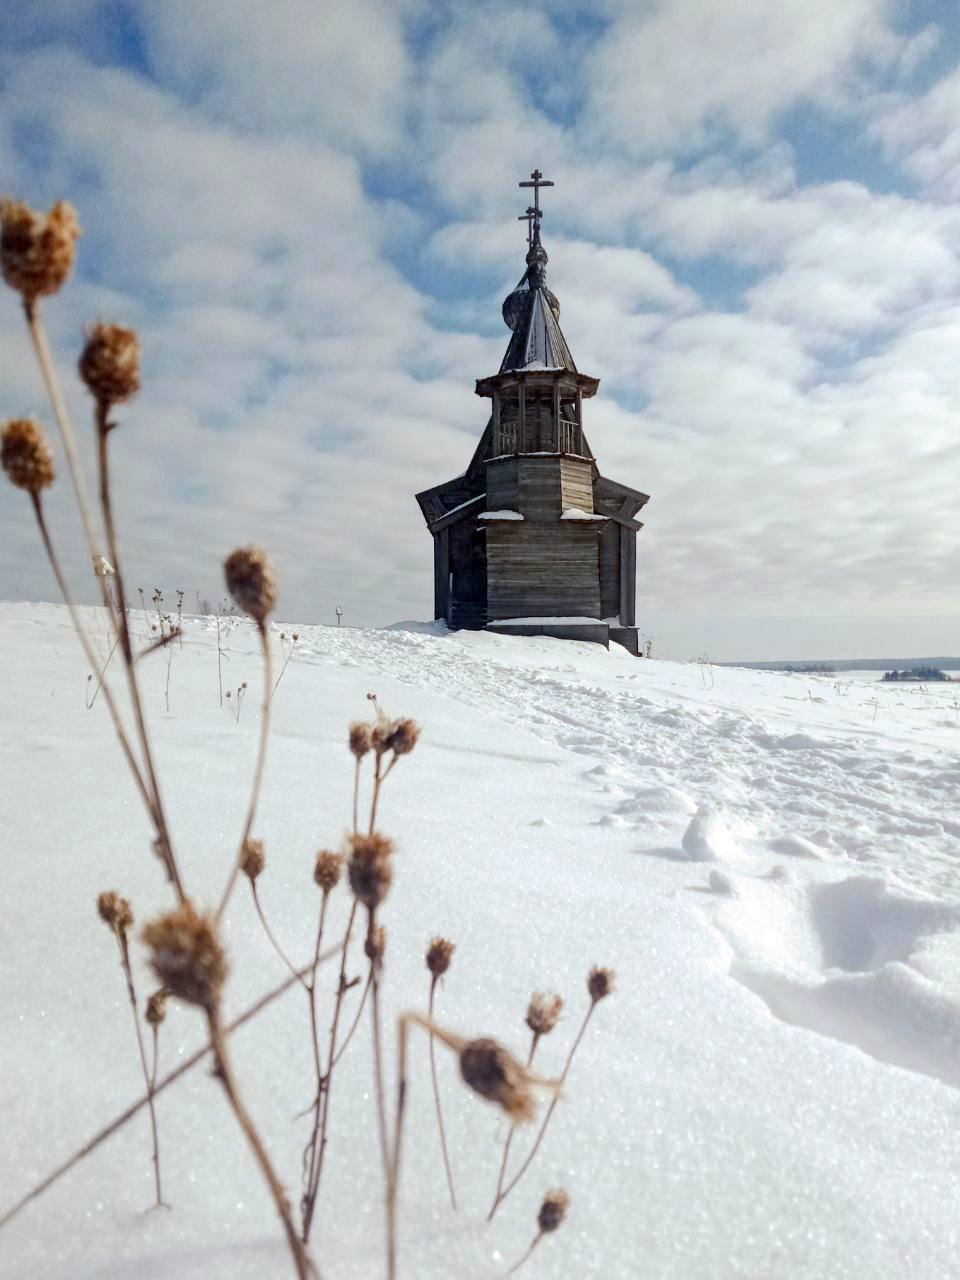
[1,191,617,1280]
[508,1189,569,1273]
[489,990,564,1218]
[489,966,615,1220]
[425,938,457,1209]
[96,891,166,1209]
[273,630,299,697]
[388,1012,562,1280]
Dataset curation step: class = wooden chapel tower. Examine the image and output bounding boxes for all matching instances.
[416,171,650,653]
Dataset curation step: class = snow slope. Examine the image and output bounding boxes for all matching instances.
[2,602,960,1279]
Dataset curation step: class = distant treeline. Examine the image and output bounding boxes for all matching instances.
[882,667,956,683]
[727,656,960,673]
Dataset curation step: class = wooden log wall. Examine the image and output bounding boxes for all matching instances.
[560,457,594,512]
[485,523,601,619]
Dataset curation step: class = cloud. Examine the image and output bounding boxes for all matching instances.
[582,0,903,155]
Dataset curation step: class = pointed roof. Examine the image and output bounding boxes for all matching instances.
[499,234,578,375]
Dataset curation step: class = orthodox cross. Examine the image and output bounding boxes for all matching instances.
[519,169,554,242]
[518,205,537,249]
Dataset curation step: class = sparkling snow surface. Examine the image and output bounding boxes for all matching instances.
[2,603,960,1280]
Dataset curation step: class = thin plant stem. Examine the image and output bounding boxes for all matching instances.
[272,635,297,697]
[488,1031,539,1220]
[330,970,370,1069]
[386,1014,411,1280]
[428,977,457,1211]
[30,494,152,818]
[491,1002,597,1216]
[218,622,273,918]
[251,883,307,989]
[508,1233,543,1275]
[207,1008,318,1280]
[217,612,225,706]
[368,755,396,835]
[352,758,361,835]
[368,914,390,1183]
[302,891,331,1212]
[95,413,184,901]
[0,954,338,1232]
[114,928,166,1208]
[86,634,120,709]
[23,300,103,570]
[303,899,358,1243]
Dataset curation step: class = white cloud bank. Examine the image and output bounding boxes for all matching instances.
[0,0,959,660]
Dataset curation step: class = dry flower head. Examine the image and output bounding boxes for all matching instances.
[348,721,372,759]
[385,718,419,756]
[0,197,79,301]
[145,990,167,1026]
[142,900,227,1010]
[240,837,265,882]
[587,966,615,1003]
[314,849,343,893]
[223,546,277,626]
[347,832,393,909]
[426,936,455,978]
[1,419,54,492]
[458,1037,538,1123]
[526,992,563,1037]
[538,1189,569,1233]
[97,890,133,932]
[78,323,140,408]
[365,923,387,967]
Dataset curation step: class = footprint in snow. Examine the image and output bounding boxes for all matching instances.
[714,872,960,1089]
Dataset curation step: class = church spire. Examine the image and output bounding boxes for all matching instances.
[500,169,576,373]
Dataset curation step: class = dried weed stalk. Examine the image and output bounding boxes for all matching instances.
[97,891,167,1209]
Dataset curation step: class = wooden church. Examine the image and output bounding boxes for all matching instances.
[416,171,649,653]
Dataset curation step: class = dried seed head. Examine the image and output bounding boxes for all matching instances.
[348,721,372,759]
[347,832,393,909]
[1,418,54,492]
[0,197,79,301]
[78,323,140,408]
[426,937,455,978]
[458,1037,537,1123]
[240,837,264,882]
[385,718,419,756]
[370,721,391,756]
[314,849,343,893]
[587,966,615,1003]
[224,546,277,626]
[538,1189,569,1234]
[97,890,133,932]
[145,990,167,1026]
[142,901,228,1011]
[526,992,563,1037]
[365,923,386,967]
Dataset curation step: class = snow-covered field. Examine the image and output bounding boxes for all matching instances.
[2,601,960,1279]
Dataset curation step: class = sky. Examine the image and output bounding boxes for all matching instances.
[1,0,959,661]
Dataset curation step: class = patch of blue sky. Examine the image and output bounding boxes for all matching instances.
[658,253,762,313]
[513,8,611,127]
[606,385,651,414]
[106,2,153,78]
[779,105,915,197]
[894,1,960,94]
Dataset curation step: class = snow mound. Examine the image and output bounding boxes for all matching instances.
[681,802,740,861]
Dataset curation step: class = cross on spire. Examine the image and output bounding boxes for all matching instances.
[518,168,554,244]
[518,205,537,250]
